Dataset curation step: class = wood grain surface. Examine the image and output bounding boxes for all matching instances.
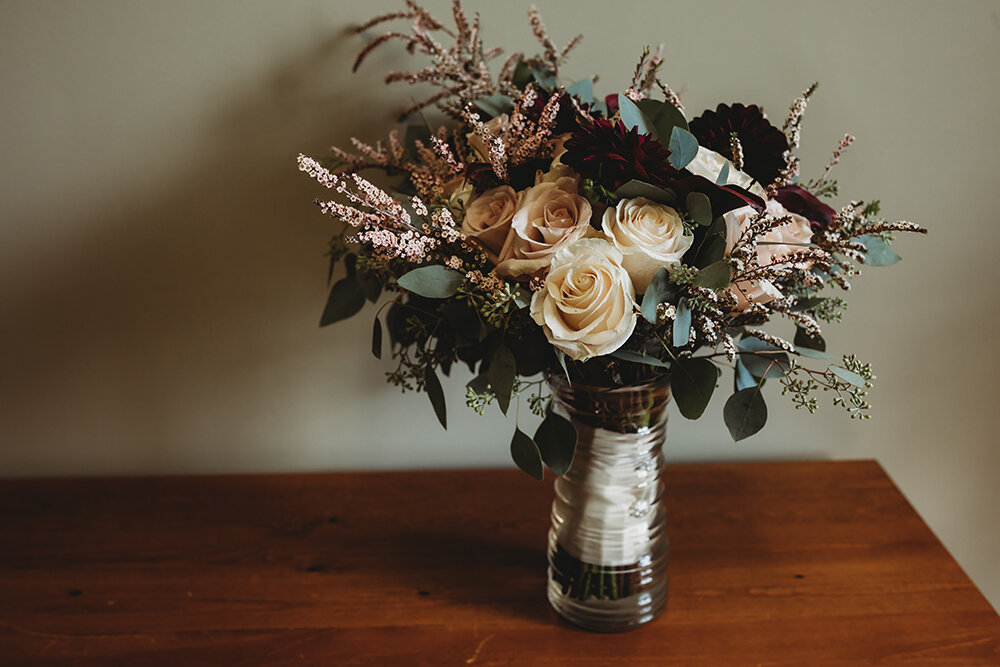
[1,460,997,665]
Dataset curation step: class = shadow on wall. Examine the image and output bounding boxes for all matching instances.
[0,29,413,475]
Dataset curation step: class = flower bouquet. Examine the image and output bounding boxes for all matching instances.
[299,1,925,631]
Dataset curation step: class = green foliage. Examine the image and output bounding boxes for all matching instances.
[614,180,678,206]
[635,97,689,143]
[640,267,674,323]
[371,317,383,359]
[779,355,875,418]
[691,260,732,289]
[672,298,691,348]
[473,94,515,118]
[724,387,768,441]
[617,94,654,136]
[668,126,699,170]
[320,276,365,326]
[716,161,730,185]
[424,365,447,429]
[737,337,788,378]
[858,234,901,266]
[510,427,544,480]
[397,266,465,298]
[685,192,713,226]
[611,350,671,369]
[566,78,594,103]
[487,340,517,415]
[794,327,825,352]
[534,411,577,476]
[671,357,718,419]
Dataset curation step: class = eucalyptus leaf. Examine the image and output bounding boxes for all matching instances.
[424,365,447,429]
[513,286,532,309]
[358,272,382,303]
[371,317,383,359]
[696,234,727,268]
[858,234,901,266]
[614,180,678,205]
[510,427,544,480]
[397,265,465,299]
[794,327,826,352]
[737,337,783,353]
[791,296,824,312]
[534,412,577,476]
[610,350,671,369]
[566,78,594,103]
[532,67,557,89]
[618,94,654,136]
[794,346,833,360]
[556,350,572,384]
[828,365,867,387]
[635,98,688,143]
[466,373,490,395]
[734,359,756,391]
[320,276,365,327]
[512,61,533,89]
[716,161,731,185]
[685,192,713,226]
[487,341,517,415]
[672,298,691,348]
[692,260,732,289]
[473,94,514,118]
[739,349,787,379]
[668,126,699,170]
[724,387,768,441]
[641,267,672,323]
[671,357,718,420]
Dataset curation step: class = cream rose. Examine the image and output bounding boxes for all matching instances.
[601,197,693,293]
[461,185,521,260]
[496,176,593,277]
[530,238,637,361]
[685,146,767,199]
[724,200,814,309]
[467,114,508,160]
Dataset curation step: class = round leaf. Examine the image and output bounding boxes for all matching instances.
[724,387,768,441]
[424,365,447,429]
[510,428,544,480]
[320,276,365,327]
[534,412,577,476]
[671,357,718,420]
[397,266,465,299]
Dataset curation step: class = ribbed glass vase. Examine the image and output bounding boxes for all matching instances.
[546,374,671,632]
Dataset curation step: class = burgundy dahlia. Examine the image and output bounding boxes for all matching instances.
[560,119,678,191]
[689,103,789,187]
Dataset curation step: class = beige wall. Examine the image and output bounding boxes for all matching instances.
[2,0,998,608]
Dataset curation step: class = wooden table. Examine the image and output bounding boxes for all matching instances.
[1,460,997,665]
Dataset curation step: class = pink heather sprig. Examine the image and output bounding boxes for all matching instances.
[429,134,464,175]
[299,154,412,229]
[821,133,856,179]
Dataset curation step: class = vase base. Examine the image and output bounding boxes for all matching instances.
[546,574,667,633]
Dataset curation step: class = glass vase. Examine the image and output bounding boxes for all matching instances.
[545,374,671,632]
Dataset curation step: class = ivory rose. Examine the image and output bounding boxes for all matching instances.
[725,199,814,309]
[496,176,592,277]
[461,185,520,260]
[530,238,637,361]
[601,197,693,293]
[685,146,767,198]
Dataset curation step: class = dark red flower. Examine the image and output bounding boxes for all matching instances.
[561,119,678,191]
[689,103,789,186]
[773,185,836,230]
